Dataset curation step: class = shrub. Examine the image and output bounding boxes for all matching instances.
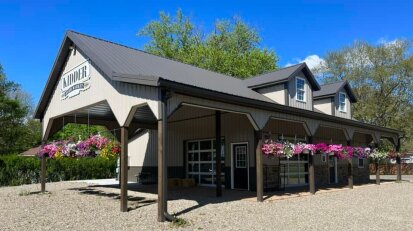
[0,154,117,187]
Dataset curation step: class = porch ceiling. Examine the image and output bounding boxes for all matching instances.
[131,105,158,124]
[313,126,348,145]
[70,101,116,121]
[263,118,309,138]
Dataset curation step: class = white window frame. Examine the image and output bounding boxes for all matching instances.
[321,154,327,163]
[358,158,364,168]
[339,92,347,112]
[235,146,247,168]
[295,77,306,103]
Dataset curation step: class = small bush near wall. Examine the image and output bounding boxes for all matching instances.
[0,155,117,187]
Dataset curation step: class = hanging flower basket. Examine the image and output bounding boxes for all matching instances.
[38,135,120,159]
[261,140,377,161]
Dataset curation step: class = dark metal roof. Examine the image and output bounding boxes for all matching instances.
[314,81,357,103]
[35,30,274,119]
[244,63,321,90]
[33,30,401,136]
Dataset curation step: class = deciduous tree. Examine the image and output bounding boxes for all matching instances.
[138,9,278,79]
[314,40,413,150]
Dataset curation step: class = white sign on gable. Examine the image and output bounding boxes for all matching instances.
[61,60,91,100]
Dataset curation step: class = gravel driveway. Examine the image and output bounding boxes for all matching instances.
[1,181,412,231]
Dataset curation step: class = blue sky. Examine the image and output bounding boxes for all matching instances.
[1,0,412,105]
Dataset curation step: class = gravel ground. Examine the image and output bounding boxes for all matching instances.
[1,181,413,231]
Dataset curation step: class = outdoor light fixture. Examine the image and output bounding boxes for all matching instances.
[69,45,77,55]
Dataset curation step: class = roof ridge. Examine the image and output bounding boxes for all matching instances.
[245,63,303,81]
[67,30,246,82]
[320,80,346,86]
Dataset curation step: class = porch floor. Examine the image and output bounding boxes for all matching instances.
[81,179,395,203]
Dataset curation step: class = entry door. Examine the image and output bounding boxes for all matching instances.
[233,143,248,189]
[329,155,337,184]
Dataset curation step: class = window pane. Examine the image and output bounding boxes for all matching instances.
[200,140,212,150]
[300,174,309,184]
[188,163,199,172]
[188,142,198,151]
[289,164,299,173]
[288,175,299,185]
[200,152,212,161]
[358,159,364,168]
[200,163,213,173]
[188,152,198,161]
[297,79,305,90]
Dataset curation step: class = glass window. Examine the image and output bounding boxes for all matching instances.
[186,139,225,186]
[296,77,306,102]
[339,92,346,112]
[280,154,309,186]
[188,152,198,161]
[358,158,364,168]
[200,140,212,150]
[200,152,212,161]
[188,142,198,151]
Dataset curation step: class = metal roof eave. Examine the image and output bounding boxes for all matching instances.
[158,78,402,136]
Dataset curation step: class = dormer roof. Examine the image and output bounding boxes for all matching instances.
[313,81,357,103]
[244,63,321,91]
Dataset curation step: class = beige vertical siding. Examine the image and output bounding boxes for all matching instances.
[257,84,285,104]
[334,91,351,119]
[313,98,332,115]
[128,107,256,168]
[42,48,159,137]
[288,71,313,110]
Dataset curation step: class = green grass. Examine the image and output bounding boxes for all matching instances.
[18,189,31,196]
[170,217,190,228]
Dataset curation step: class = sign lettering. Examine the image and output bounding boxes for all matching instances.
[61,61,91,100]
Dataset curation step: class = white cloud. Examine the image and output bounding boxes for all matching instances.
[377,38,398,45]
[377,38,403,48]
[285,54,325,70]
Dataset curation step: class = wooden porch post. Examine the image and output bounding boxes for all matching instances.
[308,136,316,195]
[255,131,263,202]
[396,137,402,182]
[215,111,222,197]
[374,143,380,185]
[120,126,129,212]
[40,155,46,192]
[157,90,168,222]
[347,140,353,189]
[40,140,46,192]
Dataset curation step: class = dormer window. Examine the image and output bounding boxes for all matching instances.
[339,92,346,112]
[296,77,306,102]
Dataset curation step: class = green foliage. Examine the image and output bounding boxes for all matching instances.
[51,123,115,142]
[0,155,117,187]
[139,9,278,79]
[0,63,42,155]
[314,40,413,151]
[170,217,190,228]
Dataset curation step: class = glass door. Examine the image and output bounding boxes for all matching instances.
[187,139,225,186]
[280,154,309,187]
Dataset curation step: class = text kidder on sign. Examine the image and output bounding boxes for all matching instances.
[61,61,91,100]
